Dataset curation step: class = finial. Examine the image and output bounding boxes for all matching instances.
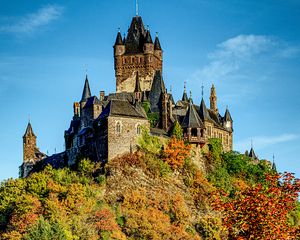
[156,32,159,38]
[170,85,172,93]
[28,114,30,124]
[201,82,204,98]
[251,139,253,149]
[226,105,228,110]
[184,81,187,93]
[84,64,88,76]
[136,0,139,16]
[273,154,275,163]
[146,25,150,31]
[118,27,120,33]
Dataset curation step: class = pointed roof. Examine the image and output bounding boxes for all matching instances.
[149,70,166,112]
[272,161,277,171]
[81,75,91,102]
[181,102,204,128]
[114,31,123,46]
[144,30,153,43]
[23,122,36,138]
[154,35,162,50]
[134,72,142,92]
[248,147,257,160]
[125,16,146,54]
[199,98,212,122]
[224,108,233,122]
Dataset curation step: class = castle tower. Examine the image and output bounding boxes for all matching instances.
[114,15,163,93]
[23,122,37,162]
[210,84,218,113]
[134,71,142,102]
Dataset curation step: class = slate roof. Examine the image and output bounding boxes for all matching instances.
[154,36,162,50]
[144,30,153,43]
[149,70,166,112]
[107,92,135,102]
[114,31,124,46]
[224,108,233,122]
[199,98,213,123]
[23,122,36,138]
[99,99,147,119]
[83,96,101,109]
[181,102,204,128]
[81,75,92,102]
[248,147,258,160]
[125,16,146,54]
[182,91,188,102]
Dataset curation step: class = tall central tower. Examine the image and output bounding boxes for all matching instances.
[114,15,163,93]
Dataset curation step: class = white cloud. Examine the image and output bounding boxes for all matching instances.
[235,134,298,152]
[0,5,64,35]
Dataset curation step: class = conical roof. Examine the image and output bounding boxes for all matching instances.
[149,70,166,112]
[199,98,212,122]
[81,75,91,102]
[23,122,36,138]
[224,108,233,122]
[114,31,123,46]
[144,30,153,43]
[181,102,204,128]
[154,36,162,50]
[248,148,257,160]
[182,91,188,102]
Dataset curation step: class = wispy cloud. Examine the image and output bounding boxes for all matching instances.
[0,5,64,36]
[235,134,298,152]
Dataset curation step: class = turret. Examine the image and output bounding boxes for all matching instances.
[223,107,233,131]
[23,122,37,163]
[210,84,218,113]
[143,30,154,54]
[114,31,125,56]
[134,72,142,102]
[80,75,91,104]
[154,33,162,60]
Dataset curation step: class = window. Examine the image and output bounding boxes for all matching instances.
[219,133,223,142]
[191,128,198,137]
[136,124,141,135]
[116,122,121,135]
[208,126,212,137]
[226,135,229,145]
[200,129,204,137]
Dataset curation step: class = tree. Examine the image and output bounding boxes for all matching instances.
[213,173,300,240]
[162,137,191,170]
[170,121,183,140]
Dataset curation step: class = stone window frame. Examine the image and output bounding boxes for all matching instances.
[136,123,141,135]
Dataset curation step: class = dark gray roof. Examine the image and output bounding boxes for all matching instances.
[84,96,101,109]
[99,99,147,119]
[23,122,36,138]
[249,148,258,160]
[208,109,222,126]
[199,98,213,122]
[149,70,166,112]
[224,108,233,122]
[125,16,146,54]
[134,72,142,92]
[144,30,153,43]
[107,92,135,102]
[154,36,162,50]
[81,75,92,102]
[114,31,124,46]
[182,91,188,102]
[181,102,204,128]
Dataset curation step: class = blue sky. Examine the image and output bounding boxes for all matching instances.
[0,0,300,180]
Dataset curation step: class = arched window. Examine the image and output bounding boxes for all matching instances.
[136,124,141,135]
[116,122,121,135]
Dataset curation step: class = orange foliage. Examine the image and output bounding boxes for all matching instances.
[162,137,191,170]
[95,208,120,232]
[213,173,300,240]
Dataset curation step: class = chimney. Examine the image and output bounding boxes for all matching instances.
[100,91,105,101]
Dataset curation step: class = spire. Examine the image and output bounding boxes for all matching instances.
[182,81,188,102]
[149,70,166,112]
[81,75,91,102]
[272,154,277,171]
[248,142,258,160]
[125,16,146,54]
[145,30,153,43]
[224,107,233,122]
[114,30,123,45]
[123,33,126,44]
[199,98,212,122]
[189,90,193,103]
[134,72,141,92]
[210,83,218,112]
[136,0,139,16]
[201,82,204,98]
[23,122,36,138]
[154,32,162,50]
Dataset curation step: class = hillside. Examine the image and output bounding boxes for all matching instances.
[1,130,300,240]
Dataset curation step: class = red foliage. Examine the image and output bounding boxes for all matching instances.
[94,208,120,232]
[213,173,300,240]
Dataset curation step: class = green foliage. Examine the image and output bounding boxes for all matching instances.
[170,121,183,140]
[142,101,160,127]
[77,158,95,177]
[138,127,162,154]
[195,215,225,240]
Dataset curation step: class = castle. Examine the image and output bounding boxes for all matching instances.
[20,14,233,178]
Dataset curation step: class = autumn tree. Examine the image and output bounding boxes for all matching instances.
[213,172,300,240]
[170,121,183,140]
[162,137,191,170]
